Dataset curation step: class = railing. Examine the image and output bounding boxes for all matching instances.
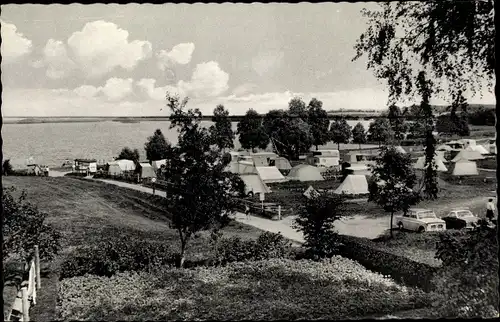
[7,246,42,322]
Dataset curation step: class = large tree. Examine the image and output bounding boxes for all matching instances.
[117,147,140,162]
[144,129,172,161]
[237,109,269,152]
[209,104,235,151]
[368,118,392,146]
[352,122,367,150]
[263,109,313,160]
[165,94,245,267]
[353,1,494,105]
[307,98,330,150]
[329,118,352,150]
[288,96,308,120]
[387,105,408,141]
[368,146,420,238]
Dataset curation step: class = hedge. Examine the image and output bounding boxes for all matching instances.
[335,235,438,292]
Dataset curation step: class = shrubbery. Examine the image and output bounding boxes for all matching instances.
[57,257,432,321]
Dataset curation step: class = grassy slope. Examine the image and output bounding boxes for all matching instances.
[2,176,264,320]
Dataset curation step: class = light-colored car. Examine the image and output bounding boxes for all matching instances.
[395,208,446,233]
[441,208,479,230]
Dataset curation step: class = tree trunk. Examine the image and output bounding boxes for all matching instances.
[316,145,319,150]
[390,211,394,238]
[179,240,186,268]
[337,142,340,150]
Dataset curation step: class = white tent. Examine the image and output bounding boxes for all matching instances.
[346,164,372,176]
[240,174,271,195]
[274,157,292,170]
[108,159,136,176]
[287,164,324,181]
[451,150,485,162]
[471,145,490,155]
[395,146,406,154]
[452,159,479,176]
[334,174,369,195]
[139,163,157,179]
[151,159,167,172]
[437,144,454,151]
[303,186,320,199]
[256,166,288,183]
[435,151,446,162]
[414,156,448,172]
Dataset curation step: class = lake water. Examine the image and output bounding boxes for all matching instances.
[2,120,374,168]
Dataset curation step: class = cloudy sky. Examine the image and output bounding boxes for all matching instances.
[1,3,495,117]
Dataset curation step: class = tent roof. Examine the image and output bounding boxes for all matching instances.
[287,164,324,181]
[437,144,453,151]
[472,145,490,154]
[256,166,287,183]
[334,175,369,195]
[451,150,485,162]
[452,160,479,176]
[414,156,448,172]
[141,165,157,178]
[275,157,292,170]
[240,174,271,194]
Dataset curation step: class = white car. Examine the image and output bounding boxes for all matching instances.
[395,208,446,233]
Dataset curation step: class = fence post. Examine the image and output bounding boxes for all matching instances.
[21,285,29,322]
[278,205,281,221]
[34,245,41,289]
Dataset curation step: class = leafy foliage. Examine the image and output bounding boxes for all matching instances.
[387,105,408,140]
[3,159,14,175]
[368,118,392,145]
[433,222,499,318]
[351,122,367,148]
[468,106,496,126]
[353,1,494,104]
[436,114,469,137]
[369,146,420,237]
[117,147,140,162]
[209,104,235,151]
[58,257,431,321]
[293,194,346,259]
[329,118,352,149]
[2,187,61,264]
[166,94,245,267]
[288,96,308,120]
[307,98,330,149]
[263,107,313,160]
[236,109,269,152]
[144,129,172,161]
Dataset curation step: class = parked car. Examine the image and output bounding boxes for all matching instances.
[395,208,446,233]
[441,208,480,230]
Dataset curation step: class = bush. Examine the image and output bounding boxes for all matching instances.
[335,234,438,292]
[58,258,433,321]
[213,232,291,265]
[60,238,177,279]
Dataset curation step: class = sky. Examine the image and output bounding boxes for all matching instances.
[1,3,495,117]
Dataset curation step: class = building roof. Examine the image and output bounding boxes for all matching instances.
[75,158,97,163]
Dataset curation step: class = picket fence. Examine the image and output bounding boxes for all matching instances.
[7,246,42,322]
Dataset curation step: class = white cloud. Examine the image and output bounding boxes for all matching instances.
[177,61,229,97]
[0,20,33,63]
[67,20,152,78]
[156,42,195,70]
[99,77,134,101]
[41,39,77,79]
[136,78,183,100]
[232,83,258,96]
[74,85,100,98]
[251,50,284,76]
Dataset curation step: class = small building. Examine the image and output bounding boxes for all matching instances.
[74,159,97,174]
[287,164,324,182]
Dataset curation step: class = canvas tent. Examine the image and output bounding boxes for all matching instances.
[287,164,324,181]
[470,145,489,155]
[274,157,292,170]
[256,166,288,183]
[414,156,448,172]
[240,174,271,195]
[227,160,257,175]
[451,150,485,162]
[334,174,369,195]
[139,163,157,179]
[151,159,167,173]
[108,159,136,176]
[346,164,372,176]
[452,159,479,176]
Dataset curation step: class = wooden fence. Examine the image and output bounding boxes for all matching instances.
[7,246,42,322]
